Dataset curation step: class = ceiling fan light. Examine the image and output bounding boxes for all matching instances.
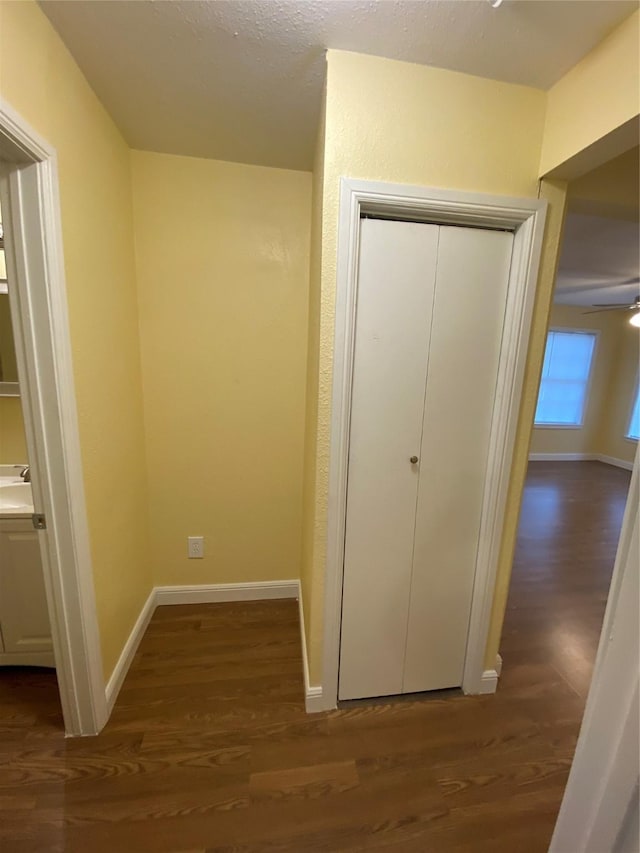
[630,311,640,328]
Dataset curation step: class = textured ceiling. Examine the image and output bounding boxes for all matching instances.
[39,0,638,170]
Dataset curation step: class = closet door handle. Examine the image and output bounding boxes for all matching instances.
[410,456,419,464]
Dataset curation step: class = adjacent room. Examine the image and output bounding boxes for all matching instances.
[0,1,638,851]
[498,147,638,747]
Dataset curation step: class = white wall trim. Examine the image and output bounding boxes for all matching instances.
[528,452,634,471]
[155,580,299,606]
[596,454,634,472]
[105,588,156,714]
[477,654,504,695]
[323,177,547,708]
[479,668,500,695]
[529,452,596,462]
[297,583,324,713]
[0,98,107,735]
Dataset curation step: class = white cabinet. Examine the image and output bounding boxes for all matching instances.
[339,218,513,701]
[0,518,54,666]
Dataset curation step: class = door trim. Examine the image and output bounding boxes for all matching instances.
[322,178,547,709]
[0,98,107,735]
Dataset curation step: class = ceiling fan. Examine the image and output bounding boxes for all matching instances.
[583,293,640,327]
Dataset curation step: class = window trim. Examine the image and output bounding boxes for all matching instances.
[624,373,640,443]
[534,326,600,430]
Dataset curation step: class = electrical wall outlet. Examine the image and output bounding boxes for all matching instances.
[187,536,204,559]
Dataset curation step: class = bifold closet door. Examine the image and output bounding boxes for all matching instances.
[403,225,513,694]
[339,217,514,702]
[338,218,439,701]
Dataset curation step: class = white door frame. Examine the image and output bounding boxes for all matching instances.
[0,98,107,735]
[550,452,639,852]
[321,177,547,709]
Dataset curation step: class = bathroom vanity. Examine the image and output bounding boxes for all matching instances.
[0,471,54,667]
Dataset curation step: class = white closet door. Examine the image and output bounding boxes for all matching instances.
[402,225,513,693]
[338,218,439,701]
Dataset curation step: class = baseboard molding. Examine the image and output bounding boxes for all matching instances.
[528,452,634,471]
[155,580,299,606]
[528,452,595,462]
[105,587,157,713]
[479,667,500,694]
[596,454,634,472]
[297,584,324,713]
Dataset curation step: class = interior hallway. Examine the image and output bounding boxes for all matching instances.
[0,461,631,853]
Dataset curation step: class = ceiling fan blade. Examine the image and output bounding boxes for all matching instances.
[582,306,632,314]
[557,279,640,294]
[590,302,635,308]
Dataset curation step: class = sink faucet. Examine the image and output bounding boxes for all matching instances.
[19,466,31,483]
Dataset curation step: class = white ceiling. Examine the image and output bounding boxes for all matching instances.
[39,0,638,171]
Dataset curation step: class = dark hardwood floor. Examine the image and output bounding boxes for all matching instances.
[0,461,631,852]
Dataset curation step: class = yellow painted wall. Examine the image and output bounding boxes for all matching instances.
[567,146,639,221]
[529,305,620,457]
[131,151,311,586]
[0,284,27,463]
[540,10,640,177]
[0,396,27,463]
[301,48,555,683]
[301,74,326,665]
[0,294,18,382]
[0,0,152,679]
[596,317,639,465]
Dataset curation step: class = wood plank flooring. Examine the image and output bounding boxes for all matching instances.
[0,461,631,852]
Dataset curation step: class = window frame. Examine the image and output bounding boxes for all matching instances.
[624,374,640,442]
[534,326,600,430]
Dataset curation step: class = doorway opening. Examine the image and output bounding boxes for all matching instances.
[0,193,63,730]
[0,99,106,735]
[499,145,639,832]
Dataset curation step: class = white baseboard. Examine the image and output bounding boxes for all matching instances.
[305,685,325,711]
[596,454,634,471]
[479,667,500,694]
[528,452,634,471]
[105,587,156,713]
[155,580,299,606]
[297,584,324,713]
[528,452,595,462]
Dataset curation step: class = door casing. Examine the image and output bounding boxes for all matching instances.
[0,98,107,735]
[321,177,548,710]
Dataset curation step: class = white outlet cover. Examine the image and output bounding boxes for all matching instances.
[187,536,204,559]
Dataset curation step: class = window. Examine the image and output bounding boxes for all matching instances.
[627,383,640,441]
[534,329,597,427]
